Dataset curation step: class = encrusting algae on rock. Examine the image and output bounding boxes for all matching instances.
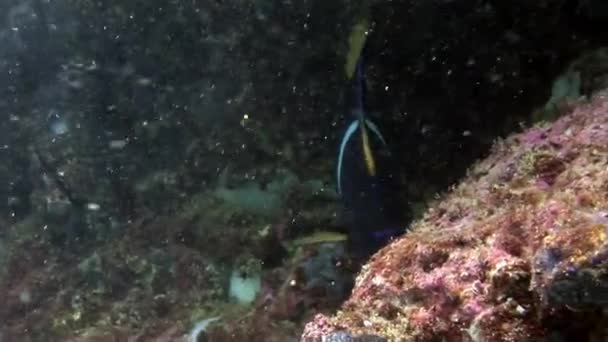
[301,91,608,341]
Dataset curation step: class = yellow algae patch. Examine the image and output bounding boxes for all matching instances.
[545,223,607,265]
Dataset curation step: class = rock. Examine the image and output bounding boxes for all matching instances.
[302,91,608,341]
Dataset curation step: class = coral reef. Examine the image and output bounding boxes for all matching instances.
[302,91,608,341]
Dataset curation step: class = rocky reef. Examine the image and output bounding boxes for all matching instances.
[2,0,608,341]
[302,91,608,341]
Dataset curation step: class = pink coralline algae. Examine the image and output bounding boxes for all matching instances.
[302,92,608,341]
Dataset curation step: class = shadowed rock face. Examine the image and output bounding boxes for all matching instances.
[302,91,608,341]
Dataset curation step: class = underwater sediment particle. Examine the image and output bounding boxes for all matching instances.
[301,92,608,341]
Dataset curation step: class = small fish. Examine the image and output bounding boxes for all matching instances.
[292,231,348,246]
[336,56,406,259]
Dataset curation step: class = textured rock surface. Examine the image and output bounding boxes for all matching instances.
[302,91,608,341]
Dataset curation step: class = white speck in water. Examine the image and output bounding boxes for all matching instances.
[136,77,152,86]
[85,62,98,71]
[86,203,101,211]
[109,139,127,149]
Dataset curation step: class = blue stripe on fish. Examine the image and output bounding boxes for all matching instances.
[337,120,359,196]
[337,118,388,195]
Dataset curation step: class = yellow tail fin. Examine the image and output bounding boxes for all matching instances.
[345,17,369,79]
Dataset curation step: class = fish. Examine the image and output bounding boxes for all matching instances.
[292,231,348,246]
[336,56,406,259]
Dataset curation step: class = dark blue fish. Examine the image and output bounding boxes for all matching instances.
[336,56,406,259]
